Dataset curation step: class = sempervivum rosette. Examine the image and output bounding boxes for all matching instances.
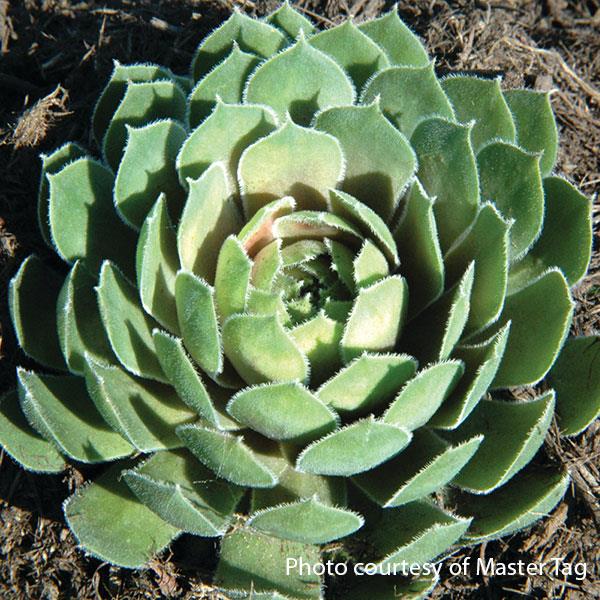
[2,4,598,599]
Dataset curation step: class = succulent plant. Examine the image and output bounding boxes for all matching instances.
[2,3,598,598]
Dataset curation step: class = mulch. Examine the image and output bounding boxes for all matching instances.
[0,1,598,598]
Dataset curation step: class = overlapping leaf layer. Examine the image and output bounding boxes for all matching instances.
[3,4,597,599]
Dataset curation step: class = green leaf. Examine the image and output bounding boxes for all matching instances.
[328,189,399,266]
[38,142,86,247]
[214,235,252,319]
[228,383,338,444]
[9,255,66,371]
[57,260,115,374]
[327,239,355,293]
[136,195,180,334]
[477,141,544,261]
[64,462,180,568]
[309,21,389,89]
[115,119,186,229]
[314,103,415,220]
[251,240,283,292]
[92,61,175,143]
[123,449,243,536]
[457,468,569,541]
[152,330,222,427]
[358,7,429,67]
[441,76,516,151]
[491,269,573,388]
[222,314,308,385]
[444,203,510,334]
[18,370,133,463]
[447,392,554,492]
[296,417,412,476]
[318,354,417,415]
[510,176,592,289]
[355,430,482,507]
[238,196,295,257]
[411,118,479,250]
[0,390,66,473]
[103,80,187,170]
[48,158,136,277]
[249,497,363,544]
[275,211,362,247]
[215,527,322,599]
[178,101,278,189]
[404,264,475,363]
[267,2,316,38]
[251,462,346,512]
[244,34,355,126]
[345,573,438,600]
[84,357,195,452]
[175,270,222,376]
[504,89,557,176]
[548,336,600,435]
[97,261,167,382]
[366,501,471,569]
[177,425,280,488]
[429,324,510,428]
[362,63,454,137]
[191,12,286,81]
[290,312,344,387]
[353,240,388,288]
[384,361,464,431]
[394,181,444,314]
[188,46,261,127]
[341,276,408,363]
[177,163,243,283]
[239,120,344,216]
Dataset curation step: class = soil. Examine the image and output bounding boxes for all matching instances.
[0,0,598,598]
